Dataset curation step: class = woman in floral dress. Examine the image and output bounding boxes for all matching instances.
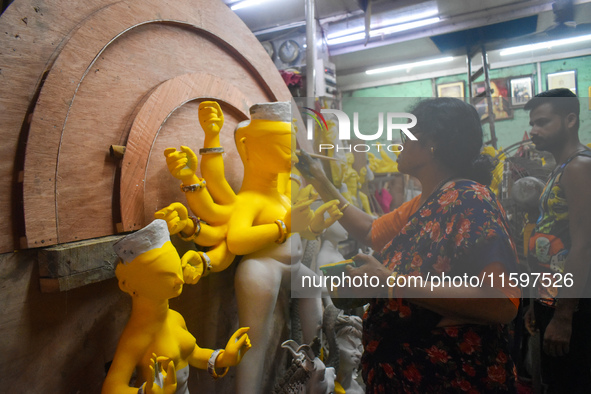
[298,98,519,393]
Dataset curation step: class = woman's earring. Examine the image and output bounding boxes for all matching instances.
[430,147,435,154]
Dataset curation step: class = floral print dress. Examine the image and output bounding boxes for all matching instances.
[362,180,518,393]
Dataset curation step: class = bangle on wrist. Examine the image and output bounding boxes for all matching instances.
[208,349,229,379]
[199,147,224,155]
[201,251,212,275]
[178,216,201,241]
[180,180,207,192]
[387,272,406,299]
[275,219,288,244]
[290,173,302,187]
[307,224,324,238]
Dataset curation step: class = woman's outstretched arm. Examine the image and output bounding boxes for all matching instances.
[296,151,374,246]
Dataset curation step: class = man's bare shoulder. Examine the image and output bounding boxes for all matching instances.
[562,153,591,203]
[564,153,591,175]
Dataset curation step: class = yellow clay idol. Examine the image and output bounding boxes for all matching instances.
[102,219,251,394]
[159,102,342,393]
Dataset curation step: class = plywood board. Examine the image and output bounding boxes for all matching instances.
[21,0,292,249]
[0,0,120,253]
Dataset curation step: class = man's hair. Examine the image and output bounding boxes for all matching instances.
[524,88,580,130]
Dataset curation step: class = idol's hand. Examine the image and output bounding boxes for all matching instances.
[198,101,224,136]
[180,250,205,285]
[309,199,342,234]
[155,203,191,235]
[291,184,316,233]
[164,146,199,184]
[144,354,177,394]
[217,327,252,367]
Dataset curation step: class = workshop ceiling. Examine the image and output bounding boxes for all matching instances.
[225,0,591,89]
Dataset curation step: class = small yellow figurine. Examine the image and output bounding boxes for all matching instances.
[482,145,506,196]
[367,151,399,174]
[102,219,251,394]
[342,153,373,215]
[318,119,348,188]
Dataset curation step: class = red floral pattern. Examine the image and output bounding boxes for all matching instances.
[362,180,518,393]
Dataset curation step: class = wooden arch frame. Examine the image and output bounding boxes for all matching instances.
[120,71,253,231]
[22,0,290,248]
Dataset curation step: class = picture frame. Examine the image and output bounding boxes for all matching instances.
[509,76,534,107]
[547,70,577,94]
[471,78,514,121]
[436,81,465,98]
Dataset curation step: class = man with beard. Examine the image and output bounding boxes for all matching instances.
[524,88,591,393]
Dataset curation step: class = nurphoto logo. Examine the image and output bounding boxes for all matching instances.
[302,108,418,153]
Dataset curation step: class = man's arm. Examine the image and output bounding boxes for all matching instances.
[545,155,591,357]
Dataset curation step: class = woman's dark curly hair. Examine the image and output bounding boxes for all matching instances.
[409,97,495,186]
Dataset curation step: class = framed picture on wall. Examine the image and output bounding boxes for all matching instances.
[436,81,465,98]
[547,70,577,94]
[509,76,534,107]
[472,78,513,121]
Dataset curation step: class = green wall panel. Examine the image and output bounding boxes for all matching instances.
[344,55,591,153]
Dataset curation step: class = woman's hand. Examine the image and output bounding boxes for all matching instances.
[295,150,328,184]
[217,327,252,367]
[144,354,177,394]
[343,253,391,298]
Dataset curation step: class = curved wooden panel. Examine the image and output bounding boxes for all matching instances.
[120,71,252,232]
[23,0,291,248]
[0,0,121,253]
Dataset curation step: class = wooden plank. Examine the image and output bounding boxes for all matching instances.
[37,235,124,292]
[40,266,116,293]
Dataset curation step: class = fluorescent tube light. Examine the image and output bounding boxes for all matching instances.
[372,17,440,36]
[327,17,440,46]
[366,56,454,75]
[327,32,366,46]
[326,26,366,41]
[231,0,271,11]
[327,8,439,40]
[500,34,591,56]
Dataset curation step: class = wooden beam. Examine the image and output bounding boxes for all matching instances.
[38,235,124,292]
